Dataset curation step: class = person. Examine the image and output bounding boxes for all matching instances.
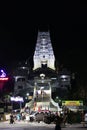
[63,114,67,126]
[16,113,21,121]
[55,114,63,130]
[84,112,87,122]
[36,90,38,99]
[10,113,14,124]
[83,112,87,127]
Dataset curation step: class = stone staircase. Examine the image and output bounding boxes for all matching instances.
[25,86,62,112]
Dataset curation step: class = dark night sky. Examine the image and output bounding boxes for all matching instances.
[0,1,87,80]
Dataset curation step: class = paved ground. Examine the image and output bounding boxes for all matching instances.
[0,121,87,130]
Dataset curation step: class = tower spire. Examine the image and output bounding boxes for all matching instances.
[33,31,55,70]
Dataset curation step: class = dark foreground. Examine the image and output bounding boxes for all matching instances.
[0,121,87,130]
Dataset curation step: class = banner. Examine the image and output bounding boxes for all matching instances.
[62,100,83,106]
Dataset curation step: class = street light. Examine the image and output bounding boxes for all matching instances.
[26,93,29,96]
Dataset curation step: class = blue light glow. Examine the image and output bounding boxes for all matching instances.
[0,69,6,77]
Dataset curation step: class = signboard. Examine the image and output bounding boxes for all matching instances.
[10,96,24,102]
[62,100,83,106]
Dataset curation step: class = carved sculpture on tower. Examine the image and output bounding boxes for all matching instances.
[33,31,55,70]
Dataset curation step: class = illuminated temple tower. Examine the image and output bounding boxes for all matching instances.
[25,31,62,112]
[13,30,71,112]
[33,31,55,70]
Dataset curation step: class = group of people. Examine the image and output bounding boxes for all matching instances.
[9,113,22,124]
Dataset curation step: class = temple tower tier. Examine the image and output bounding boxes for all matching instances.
[33,31,55,70]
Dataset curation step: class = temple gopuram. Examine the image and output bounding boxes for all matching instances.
[12,31,71,112]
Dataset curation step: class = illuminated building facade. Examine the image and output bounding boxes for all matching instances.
[13,31,71,101]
